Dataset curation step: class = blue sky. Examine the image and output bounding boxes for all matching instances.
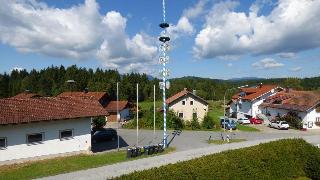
[0,0,319,79]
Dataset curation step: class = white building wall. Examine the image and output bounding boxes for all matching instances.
[260,106,320,129]
[304,108,320,129]
[0,118,91,162]
[169,94,208,122]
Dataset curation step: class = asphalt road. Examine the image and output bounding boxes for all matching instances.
[93,125,320,152]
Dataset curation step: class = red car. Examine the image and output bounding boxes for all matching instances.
[250,117,263,124]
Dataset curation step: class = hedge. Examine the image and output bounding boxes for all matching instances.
[115,139,320,180]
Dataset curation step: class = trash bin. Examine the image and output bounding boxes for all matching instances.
[126,148,132,158]
[137,147,142,156]
[148,146,154,155]
[144,146,149,155]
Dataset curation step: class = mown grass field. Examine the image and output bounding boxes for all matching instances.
[0,147,175,180]
[116,139,320,180]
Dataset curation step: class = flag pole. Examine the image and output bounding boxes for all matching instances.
[136,83,139,147]
[154,84,156,137]
[117,82,119,151]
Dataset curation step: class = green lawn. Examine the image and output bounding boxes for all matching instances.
[115,139,320,180]
[208,138,247,144]
[130,100,259,132]
[0,147,175,180]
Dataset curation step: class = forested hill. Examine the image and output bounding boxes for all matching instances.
[0,65,319,101]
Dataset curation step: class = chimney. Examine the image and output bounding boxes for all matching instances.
[193,90,196,95]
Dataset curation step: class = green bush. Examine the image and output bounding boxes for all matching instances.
[116,139,320,180]
[92,116,106,128]
[201,115,215,129]
[191,114,200,130]
[277,111,303,129]
[123,107,183,130]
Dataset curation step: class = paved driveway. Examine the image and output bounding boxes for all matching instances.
[95,127,320,152]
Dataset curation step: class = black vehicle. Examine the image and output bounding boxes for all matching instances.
[91,128,117,143]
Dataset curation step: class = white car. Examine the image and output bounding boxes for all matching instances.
[238,118,250,124]
[271,121,290,130]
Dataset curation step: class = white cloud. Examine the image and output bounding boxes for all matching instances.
[289,67,302,72]
[227,63,233,67]
[11,66,24,72]
[167,0,208,39]
[252,58,284,69]
[193,0,320,59]
[0,0,157,73]
[278,52,296,59]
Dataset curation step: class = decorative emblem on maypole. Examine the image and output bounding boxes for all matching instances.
[159,0,170,148]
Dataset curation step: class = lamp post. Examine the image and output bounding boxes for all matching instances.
[223,85,248,136]
[159,0,170,148]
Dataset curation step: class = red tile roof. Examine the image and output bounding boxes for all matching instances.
[57,92,108,101]
[166,88,208,105]
[104,101,129,112]
[260,91,320,112]
[0,97,108,125]
[232,85,280,101]
[11,92,42,99]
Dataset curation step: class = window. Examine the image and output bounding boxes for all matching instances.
[0,137,7,149]
[316,117,320,122]
[60,129,74,140]
[190,101,194,105]
[178,113,184,118]
[27,133,44,144]
[193,113,197,118]
[182,101,185,105]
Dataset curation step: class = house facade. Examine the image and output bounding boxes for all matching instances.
[166,88,209,122]
[229,84,282,119]
[0,97,107,162]
[104,101,131,122]
[58,91,131,123]
[259,90,320,129]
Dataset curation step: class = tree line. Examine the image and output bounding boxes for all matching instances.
[0,65,319,101]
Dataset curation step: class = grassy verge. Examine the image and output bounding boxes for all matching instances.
[237,124,260,132]
[0,147,175,180]
[116,139,320,180]
[208,139,247,144]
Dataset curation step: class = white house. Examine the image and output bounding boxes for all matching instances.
[0,96,108,162]
[104,100,131,122]
[229,84,283,119]
[259,90,320,129]
[166,88,209,122]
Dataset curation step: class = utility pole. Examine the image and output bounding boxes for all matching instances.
[136,83,139,147]
[117,82,119,151]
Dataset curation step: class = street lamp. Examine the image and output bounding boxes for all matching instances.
[223,85,248,136]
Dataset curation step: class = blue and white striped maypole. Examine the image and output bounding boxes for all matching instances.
[159,0,170,148]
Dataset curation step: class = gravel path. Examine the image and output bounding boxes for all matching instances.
[38,135,320,180]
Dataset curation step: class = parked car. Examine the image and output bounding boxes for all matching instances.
[271,121,289,130]
[250,117,263,124]
[220,118,237,130]
[238,118,250,124]
[91,128,117,143]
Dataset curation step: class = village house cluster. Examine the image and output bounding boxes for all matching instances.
[228,84,320,130]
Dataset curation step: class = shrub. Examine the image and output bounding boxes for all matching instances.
[116,139,320,180]
[277,111,303,129]
[191,114,200,130]
[201,115,215,129]
[92,116,106,128]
